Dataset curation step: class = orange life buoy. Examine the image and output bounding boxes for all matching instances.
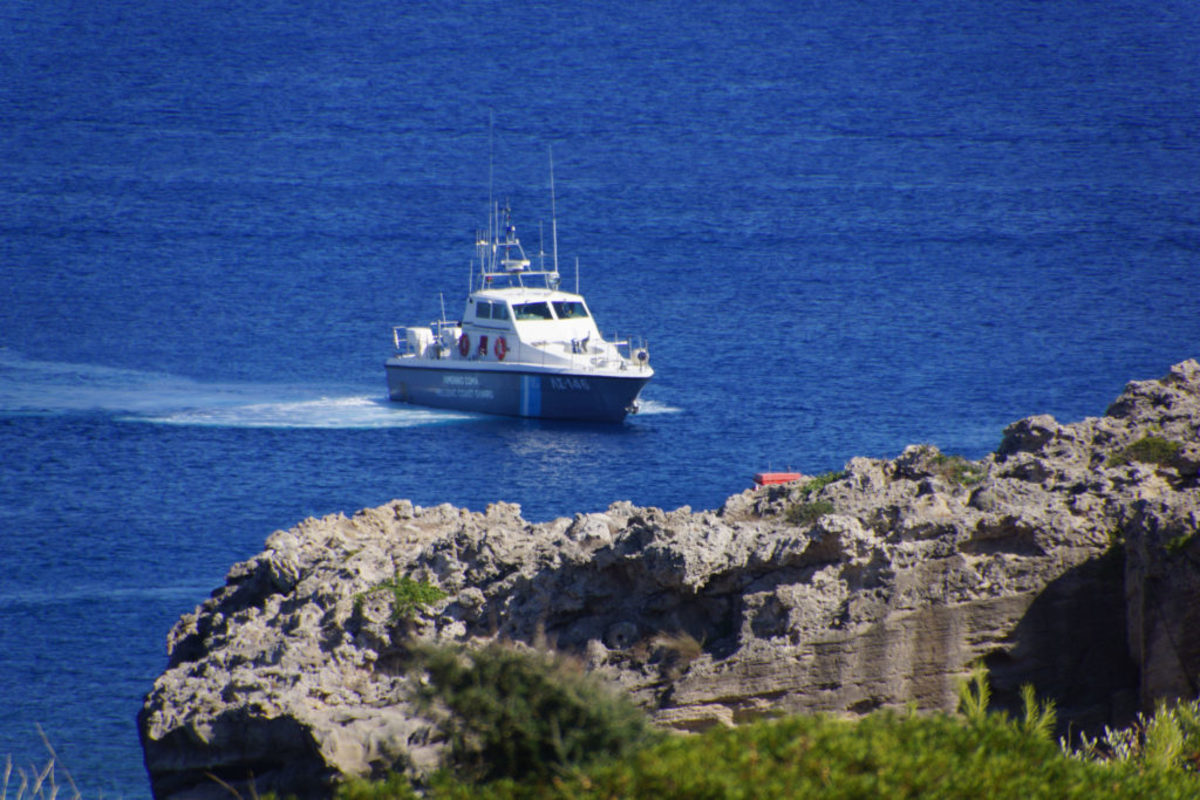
[495,336,507,360]
[458,333,470,357]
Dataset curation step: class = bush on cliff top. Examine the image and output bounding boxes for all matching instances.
[783,470,845,526]
[798,471,846,497]
[931,452,987,487]
[406,642,661,784]
[785,500,834,526]
[339,708,1200,800]
[337,653,1200,799]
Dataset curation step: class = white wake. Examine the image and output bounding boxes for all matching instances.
[0,349,470,429]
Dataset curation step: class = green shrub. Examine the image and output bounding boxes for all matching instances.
[956,661,991,724]
[931,453,987,486]
[407,642,660,784]
[798,471,847,498]
[1072,697,1200,773]
[959,663,1056,741]
[785,500,834,526]
[356,574,449,622]
[410,711,1200,799]
[1019,683,1057,743]
[1145,706,1186,772]
[337,772,420,800]
[781,471,846,525]
[1106,436,1183,468]
[342,660,1200,800]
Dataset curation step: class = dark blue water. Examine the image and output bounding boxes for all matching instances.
[2,1,1198,795]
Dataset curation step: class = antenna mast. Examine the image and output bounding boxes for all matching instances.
[549,146,559,276]
[539,220,545,271]
[487,111,495,283]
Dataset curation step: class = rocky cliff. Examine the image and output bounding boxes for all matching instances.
[139,361,1200,799]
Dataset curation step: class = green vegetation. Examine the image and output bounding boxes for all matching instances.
[339,709,1200,800]
[1019,683,1058,742]
[1165,532,1197,556]
[405,642,661,784]
[354,573,449,622]
[338,772,420,800]
[798,470,846,497]
[956,661,1056,742]
[335,649,1200,800]
[1073,698,1200,772]
[785,500,834,526]
[956,660,992,723]
[931,452,987,487]
[783,470,845,526]
[1106,435,1183,468]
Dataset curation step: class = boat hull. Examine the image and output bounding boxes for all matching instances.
[385,361,650,422]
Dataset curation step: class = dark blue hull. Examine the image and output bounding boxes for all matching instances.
[385,362,650,422]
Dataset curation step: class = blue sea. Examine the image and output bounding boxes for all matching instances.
[2,1,1198,795]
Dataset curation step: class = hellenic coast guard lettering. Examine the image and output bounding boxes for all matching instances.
[549,376,591,391]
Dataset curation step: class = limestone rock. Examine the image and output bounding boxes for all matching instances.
[140,361,1200,799]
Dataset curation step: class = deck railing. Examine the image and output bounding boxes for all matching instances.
[392,326,650,372]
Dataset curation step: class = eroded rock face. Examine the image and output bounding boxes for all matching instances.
[139,361,1200,799]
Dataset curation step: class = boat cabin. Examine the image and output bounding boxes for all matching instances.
[392,201,649,374]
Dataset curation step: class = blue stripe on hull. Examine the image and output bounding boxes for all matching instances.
[520,374,542,417]
[386,363,647,423]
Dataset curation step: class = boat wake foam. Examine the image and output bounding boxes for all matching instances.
[0,349,471,429]
[140,395,471,429]
[637,398,681,415]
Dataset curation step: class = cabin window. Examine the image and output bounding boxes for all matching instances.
[492,303,510,320]
[476,301,492,319]
[552,301,589,319]
[513,301,553,320]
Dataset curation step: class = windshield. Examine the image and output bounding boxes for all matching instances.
[513,301,553,320]
[552,301,589,319]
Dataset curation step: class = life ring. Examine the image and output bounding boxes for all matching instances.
[458,333,470,357]
[495,337,507,361]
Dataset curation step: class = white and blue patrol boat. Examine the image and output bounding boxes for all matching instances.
[385,200,653,422]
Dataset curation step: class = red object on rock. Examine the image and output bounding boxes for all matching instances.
[753,472,805,486]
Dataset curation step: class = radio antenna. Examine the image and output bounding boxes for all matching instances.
[549,146,559,276]
[487,111,495,280]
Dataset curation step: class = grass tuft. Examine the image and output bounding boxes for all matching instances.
[783,471,845,526]
[798,471,847,498]
[931,453,987,486]
[1106,436,1183,468]
[2,727,81,800]
[785,500,835,526]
